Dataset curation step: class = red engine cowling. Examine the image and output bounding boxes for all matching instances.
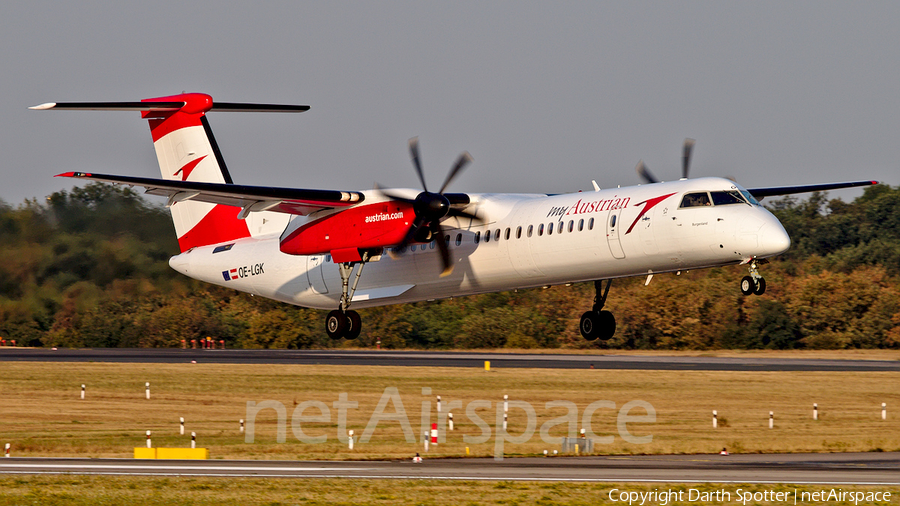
[280,202,415,260]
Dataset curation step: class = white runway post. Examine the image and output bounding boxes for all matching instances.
[191,432,196,449]
[713,410,717,428]
[146,430,152,448]
[814,403,818,421]
[503,394,508,414]
[424,431,429,452]
[4,443,9,458]
[348,430,354,450]
[503,413,508,431]
[81,384,85,400]
[769,411,774,429]
[180,417,185,435]
[437,395,441,414]
[883,403,887,420]
[449,412,454,431]
[240,419,244,433]
[145,382,150,400]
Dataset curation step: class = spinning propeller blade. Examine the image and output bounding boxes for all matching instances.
[383,138,479,276]
[635,160,659,184]
[682,138,695,179]
[636,138,696,183]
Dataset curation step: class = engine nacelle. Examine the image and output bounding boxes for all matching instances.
[280,202,415,259]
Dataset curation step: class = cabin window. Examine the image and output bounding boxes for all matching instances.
[527,225,533,237]
[558,222,564,234]
[410,244,417,252]
[516,226,522,239]
[711,190,745,206]
[430,241,436,250]
[538,224,544,236]
[505,228,511,240]
[610,215,617,228]
[680,192,711,207]
[494,229,501,241]
[548,222,554,235]
[578,219,584,232]
[588,218,594,230]
[475,231,481,244]
[456,234,462,246]
[568,220,574,233]
[325,254,332,262]
[484,230,491,242]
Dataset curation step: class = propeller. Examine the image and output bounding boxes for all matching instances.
[682,138,695,180]
[381,137,480,277]
[635,138,695,184]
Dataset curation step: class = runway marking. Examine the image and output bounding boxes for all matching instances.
[1,464,373,472]
[0,470,897,485]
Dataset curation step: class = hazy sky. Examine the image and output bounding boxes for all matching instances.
[2,1,898,206]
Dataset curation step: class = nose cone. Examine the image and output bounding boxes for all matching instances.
[758,217,791,257]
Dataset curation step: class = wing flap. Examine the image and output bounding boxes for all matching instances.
[56,172,364,216]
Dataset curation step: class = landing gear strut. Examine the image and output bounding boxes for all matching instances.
[580,279,616,341]
[740,259,766,296]
[325,253,369,340]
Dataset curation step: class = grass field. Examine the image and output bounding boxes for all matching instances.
[0,361,898,459]
[0,476,897,506]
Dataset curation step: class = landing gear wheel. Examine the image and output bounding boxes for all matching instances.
[597,310,616,341]
[325,310,346,339]
[740,276,755,296]
[580,311,600,341]
[580,310,617,341]
[753,277,766,295]
[344,310,362,340]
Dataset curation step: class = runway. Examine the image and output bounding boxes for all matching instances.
[1,453,898,484]
[1,348,898,371]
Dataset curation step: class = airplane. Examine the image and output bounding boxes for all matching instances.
[31,93,878,341]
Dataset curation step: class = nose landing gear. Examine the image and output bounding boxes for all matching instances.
[740,259,766,296]
[580,279,617,341]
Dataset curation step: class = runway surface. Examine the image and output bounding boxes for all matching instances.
[1,348,899,371]
[1,453,898,484]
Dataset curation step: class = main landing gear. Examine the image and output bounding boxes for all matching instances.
[740,259,767,296]
[325,254,370,340]
[580,279,616,341]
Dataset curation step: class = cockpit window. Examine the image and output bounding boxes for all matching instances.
[739,189,760,206]
[680,192,711,208]
[711,190,746,206]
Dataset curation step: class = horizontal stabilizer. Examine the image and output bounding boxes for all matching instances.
[30,101,309,113]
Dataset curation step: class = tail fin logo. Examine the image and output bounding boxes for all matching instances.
[174,155,207,181]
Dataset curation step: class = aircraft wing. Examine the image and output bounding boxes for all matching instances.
[747,180,878,199]
[56,172,364,216]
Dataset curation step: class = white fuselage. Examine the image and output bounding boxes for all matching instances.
[168,177,790,310]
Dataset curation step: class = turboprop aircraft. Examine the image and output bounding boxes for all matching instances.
[32,93,877,341]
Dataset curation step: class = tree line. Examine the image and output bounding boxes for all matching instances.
[0,183,897,349]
